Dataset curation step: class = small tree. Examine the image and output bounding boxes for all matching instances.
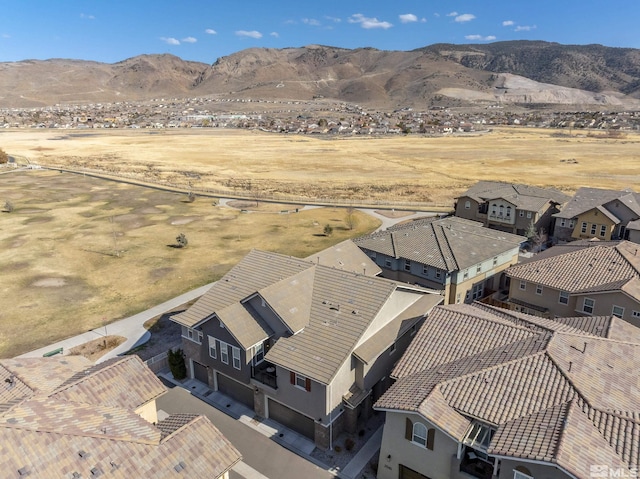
[323,224,333,236]
[187,191,196,203]
[0,148,8,164]
[345,206,357,230]
[176,233,188,248]
[167,348,187,380]
[3,200,13,213]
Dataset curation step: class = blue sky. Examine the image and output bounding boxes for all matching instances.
[1,1,639,64]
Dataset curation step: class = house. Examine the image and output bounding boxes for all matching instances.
[374,302,640,479]
[504,240,640,327]
[354,217,526,305]
[454,181,570,237]
[0,355,241,478]
[170,243,443,449]
[552,187,640,243]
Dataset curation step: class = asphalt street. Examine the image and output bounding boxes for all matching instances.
[157,387,337,479]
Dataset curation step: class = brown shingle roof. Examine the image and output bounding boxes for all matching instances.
[506,241,640,295]
[0,356,241,478]
[375,303,640,476]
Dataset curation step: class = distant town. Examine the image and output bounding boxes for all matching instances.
[2,96,640,135]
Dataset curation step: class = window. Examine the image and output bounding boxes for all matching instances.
[514,468,534,479]
[519,210,524,217]
[184,328,203,344]
[208,336,217,359]
[220,343,229,364]
[405,418,435,450]
[291,372,310,391]
[527,211,532,219]
[254,343,264,365]
[600,225,607,237]
[632,310,640,319]
[569,220,575,228]
[435,268,442,279]
[493,256,498,267]
[491,204,497,215]
[590,223,597,235]
[464,200,471,209]
[463,270,469,280]
[423,265,429,275]
[506,206,512,217]
[535,284,543,295]
[519,280,526,291]
[583,298,595,315]
[560,218,566,227]
[471,283,484,301]
[385,259,392,268]
[232,346,241,370]
[559,291,569,305]
[404,259,411,271]
[612,305,625,318]
[463,421,496,451]
[476,264,482,274]
[581,222,587,233]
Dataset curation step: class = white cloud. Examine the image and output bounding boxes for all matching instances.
[303,18,321,26]
[1,33,10,38]
[160,37,180,45]
[348,13,392,29]
[205,28,217,35]
[80,13,95,20]
[325,15,341,23]
[236,30,263,39]
[446,11,458,17]
[270,32,279,38]
[399,13,418,24]
[515,25,536,31]
[181,37,197,43]
[421,18,427,23]
[465,34,496,41]
[455,14,476,23]
[502,20,514,26]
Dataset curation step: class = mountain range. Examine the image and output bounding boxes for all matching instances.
[2,40,639,110]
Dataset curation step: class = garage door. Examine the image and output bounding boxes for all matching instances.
[192,361,209,385]
[268,399,315,440]
[399,464,430,479]
[216,372,254,409]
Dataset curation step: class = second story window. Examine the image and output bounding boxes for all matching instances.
[581,222,587,234]
[208,336,217,359]
[291,372,311,391]
[535,284,543,295]
[464,200,471,209]
[583,298,595,315]
[519,280,526,291]
[559,291,569,305]
[404,259,411,271]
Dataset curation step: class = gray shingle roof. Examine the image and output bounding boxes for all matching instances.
[555,187,640,219]
[355,217,525,271]
[458,181,570,208]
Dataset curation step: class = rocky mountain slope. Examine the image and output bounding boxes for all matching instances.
[1,41,639,109]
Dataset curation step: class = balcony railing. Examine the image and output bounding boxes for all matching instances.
[251,362,277,389]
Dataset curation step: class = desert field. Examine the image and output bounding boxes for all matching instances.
[2,127,639,206]
[0,170,380,358]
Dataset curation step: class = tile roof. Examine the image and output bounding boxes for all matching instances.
[305,239,382,276]
[0,356,241,478]
[355,216,525,271]
[506,241,640,296]
[555,187,640,219]
[458,181,570,208]
[374,304,640,477]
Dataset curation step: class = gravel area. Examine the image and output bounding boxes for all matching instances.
[311,411,385,479]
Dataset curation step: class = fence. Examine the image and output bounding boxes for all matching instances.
[144,347,180,374]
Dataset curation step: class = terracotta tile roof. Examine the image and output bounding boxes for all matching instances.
[0,356,241,478]
[506,241,640,295]
[355,216,525,272]
[374,303,640,476]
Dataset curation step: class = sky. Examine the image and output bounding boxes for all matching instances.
[1,1,640,64]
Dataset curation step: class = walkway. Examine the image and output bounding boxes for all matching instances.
[159,374,383,479]
[18,282,215,362]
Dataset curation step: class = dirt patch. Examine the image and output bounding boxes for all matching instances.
[69,335,126,362]
[32,277,67,287]
[149,267,175,280]
[169,216,200,225]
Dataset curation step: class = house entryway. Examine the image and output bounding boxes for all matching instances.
[267,398,315,440]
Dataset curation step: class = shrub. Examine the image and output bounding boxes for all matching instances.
[323,224,333,236]
[167,348,187,380]
[176,233,188,248]
[345,438,356,451]
[333,445,342,453]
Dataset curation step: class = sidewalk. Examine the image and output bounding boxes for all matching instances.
[159,373,382,479]
[18,282,215,362]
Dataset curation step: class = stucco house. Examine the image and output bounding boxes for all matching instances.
[454,181,570,237]
[171,241,443,449]
[374,302,640,479]
[354,217,526,305]
[0,355,241,478]
[505,240,640,327]
[552,187,640,243]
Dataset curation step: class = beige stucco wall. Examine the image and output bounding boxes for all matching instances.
[378,411,458,479]
[136,399,158,424]
[572,209,616,240]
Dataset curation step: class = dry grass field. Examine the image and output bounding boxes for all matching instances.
[1,127,639,357]
[2,127,639,206]
[0,170,380,358]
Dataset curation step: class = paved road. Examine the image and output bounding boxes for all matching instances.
[157,387,337,479]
